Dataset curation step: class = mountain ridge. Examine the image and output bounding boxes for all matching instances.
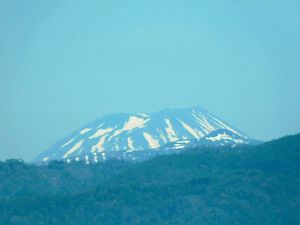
[33,106,258,164]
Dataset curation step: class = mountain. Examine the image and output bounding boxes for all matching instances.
[33,106,258,164]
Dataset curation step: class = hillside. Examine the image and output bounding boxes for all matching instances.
[0,134,300,225]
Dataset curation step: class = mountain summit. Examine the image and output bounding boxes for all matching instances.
[33,107,257,164]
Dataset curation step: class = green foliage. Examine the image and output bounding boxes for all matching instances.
[0,134,300,225]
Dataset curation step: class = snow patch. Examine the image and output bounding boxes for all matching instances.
[208,114,242,136]
[95,134,109,152]
[178,119,201,139]
[143,132,160,148]
[91,145,97,153]
[138,113,149,117]
[111,116,150,138]
[89,128,113,139]
[206,132,245,144]
[42,157,49,162]
[97,123,105,128]
[192,113,215,134]
[176,140,191,144]
[158,129,168,143]
[63,140,84,158]
[206,133,233,142]
[85,155,90,164]
[127,137,135,150]
[79,128,91,135]
[61,139,74,148]
[165,119,178,142]
[173,144,185,149]
[195,129,204,137]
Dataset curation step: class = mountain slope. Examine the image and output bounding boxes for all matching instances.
[33,107,255,164]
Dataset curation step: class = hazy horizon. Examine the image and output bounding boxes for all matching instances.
[1,0,299,161]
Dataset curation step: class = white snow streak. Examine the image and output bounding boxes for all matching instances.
[97,123,105,128]
[61,139,74,148]
[89,128,113,139]
[192,113,215,134]
[178,119,201,139]
[63,140,84,158]
[127,137,135,150]
[208,115,242,136]
[143,132,160,148]
[176,140,191,144]
[111,116,150,138]
[165,119,178,142]
[79,128,91,135]
[194,129,204,137]
[173,145,185,149]
[158,129,168,143]
[95,134,109,152]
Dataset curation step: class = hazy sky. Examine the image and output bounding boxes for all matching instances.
[1,0,300,161]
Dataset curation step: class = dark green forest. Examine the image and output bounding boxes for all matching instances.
[1,134,300,225]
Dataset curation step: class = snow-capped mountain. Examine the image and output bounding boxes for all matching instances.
[33,106,257,164]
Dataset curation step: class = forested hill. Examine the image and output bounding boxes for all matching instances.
[0,133,300,225]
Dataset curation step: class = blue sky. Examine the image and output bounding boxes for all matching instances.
[1,0,299,161]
